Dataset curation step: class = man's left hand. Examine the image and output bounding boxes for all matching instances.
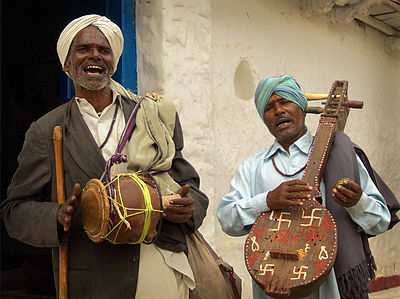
[332,179,362,208]
[163,184,195,223]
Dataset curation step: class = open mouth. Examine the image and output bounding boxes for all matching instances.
[275,118,292,128]
[84,65,104,75]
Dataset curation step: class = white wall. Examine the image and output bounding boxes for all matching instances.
[136,1,400,298]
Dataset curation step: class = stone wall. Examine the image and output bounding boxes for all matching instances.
[136,0,400,297]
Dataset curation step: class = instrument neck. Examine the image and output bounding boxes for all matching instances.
[302,116,337,197]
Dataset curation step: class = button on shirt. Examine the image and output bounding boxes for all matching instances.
[217,131,390,299]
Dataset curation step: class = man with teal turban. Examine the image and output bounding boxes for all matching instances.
[218,75,396,299]
[254,75,308,120]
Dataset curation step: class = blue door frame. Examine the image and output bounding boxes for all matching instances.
[60,0,137,103]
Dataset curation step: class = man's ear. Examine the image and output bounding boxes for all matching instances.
[63,63,70,73]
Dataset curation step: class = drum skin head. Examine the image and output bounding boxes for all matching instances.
[81,179,110,243]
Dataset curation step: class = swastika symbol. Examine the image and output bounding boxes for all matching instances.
[291,266,309,280]
[259,264,274,276]
[300,208,322,227]
[269,210,292,231]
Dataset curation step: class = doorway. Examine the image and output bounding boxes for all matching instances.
[1,1,136,297]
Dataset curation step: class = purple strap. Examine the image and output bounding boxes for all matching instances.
[115,96,146,154]
[103,96,146,200]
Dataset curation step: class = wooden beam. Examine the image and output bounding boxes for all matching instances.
[356,15,399,36]
[328,0,381,24]
[383,0,400,14]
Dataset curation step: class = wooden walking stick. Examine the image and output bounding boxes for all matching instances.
[53,126,68,299]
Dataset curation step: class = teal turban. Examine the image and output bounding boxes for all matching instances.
[254,75,307,120]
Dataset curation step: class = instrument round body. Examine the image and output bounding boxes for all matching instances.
[244,199,337,298]
[81,173,162,244]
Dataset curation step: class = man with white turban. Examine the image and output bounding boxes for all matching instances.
[57,14,133,101]
[217,75,399,299]
[2,14,209,299]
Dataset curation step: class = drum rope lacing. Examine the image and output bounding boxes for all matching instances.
[101,172,163,244]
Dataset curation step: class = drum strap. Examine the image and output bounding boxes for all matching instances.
[102,96,146,201]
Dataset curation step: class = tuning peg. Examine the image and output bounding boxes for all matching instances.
[342,101,363,109]
[305,107,324,114]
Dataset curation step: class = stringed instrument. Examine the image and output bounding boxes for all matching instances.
[244,81,363,298]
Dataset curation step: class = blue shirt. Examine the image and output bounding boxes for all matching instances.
[217,131,390,299]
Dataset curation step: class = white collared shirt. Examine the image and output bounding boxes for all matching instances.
[75,91,128,173]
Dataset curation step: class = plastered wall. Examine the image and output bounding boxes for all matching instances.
[136,1,400,298]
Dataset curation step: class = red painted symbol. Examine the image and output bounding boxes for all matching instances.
[315,260,326,276]
[322,216,333,231]
[254,229,264,241]
[301,226,319,245]
[248,251,261,268]
[274,229,292,246]
[291,234,298,242]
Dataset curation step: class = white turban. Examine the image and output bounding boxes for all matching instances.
[57,14,135,100]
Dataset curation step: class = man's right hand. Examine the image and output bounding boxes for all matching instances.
[267,179,312,210]
[57,183,81,232]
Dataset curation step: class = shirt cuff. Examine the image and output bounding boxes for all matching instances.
[253,191,269,213]
[345,192,370,219]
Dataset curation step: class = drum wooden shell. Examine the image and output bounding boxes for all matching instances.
[81,174,162,244]
[244,199,337,298]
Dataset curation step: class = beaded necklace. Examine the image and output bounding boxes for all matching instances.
[99,100,119,150]
[271,155,307,177]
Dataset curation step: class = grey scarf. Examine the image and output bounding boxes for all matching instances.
[324,132,400,299]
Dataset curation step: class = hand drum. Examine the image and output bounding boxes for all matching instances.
[81,172,162,244]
